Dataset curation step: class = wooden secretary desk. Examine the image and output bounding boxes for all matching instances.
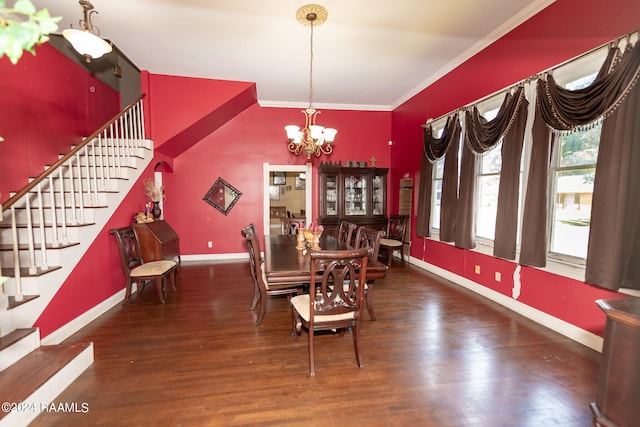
[133,220,181,268]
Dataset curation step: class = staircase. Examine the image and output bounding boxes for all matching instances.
[0,95,152,426]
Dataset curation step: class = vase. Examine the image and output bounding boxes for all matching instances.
[151,201,162,219]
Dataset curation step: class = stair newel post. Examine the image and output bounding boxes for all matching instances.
[58,168,69,245]
[48,175,59,248]
[74,152,85,224]
[10,206,23,302]
[36,184,48,270]
[24,191,37,275]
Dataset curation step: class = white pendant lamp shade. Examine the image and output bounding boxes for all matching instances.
[63,28,112,59]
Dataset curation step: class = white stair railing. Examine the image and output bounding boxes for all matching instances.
[0,95,146,303]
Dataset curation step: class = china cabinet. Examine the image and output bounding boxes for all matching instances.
[318,164,388,234]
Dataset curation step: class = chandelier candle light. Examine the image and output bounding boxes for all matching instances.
[62,0,112,62]
[285,4,337,159]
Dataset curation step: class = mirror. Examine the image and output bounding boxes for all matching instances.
[203,177,242,216]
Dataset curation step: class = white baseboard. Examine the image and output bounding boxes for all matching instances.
[409,256,603,352]
[181,253,247,262]
[41,289,125,345]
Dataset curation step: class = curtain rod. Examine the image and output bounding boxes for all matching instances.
[423,29,639,128]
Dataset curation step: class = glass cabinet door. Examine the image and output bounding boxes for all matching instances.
[323,174,338,216]
[372,174,386,216]
[344,174,367,216]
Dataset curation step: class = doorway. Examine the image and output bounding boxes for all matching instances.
[263,163,312,235]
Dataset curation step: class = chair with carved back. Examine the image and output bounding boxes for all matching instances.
[337,221,358,247]
[354,226,385,321]
[379,215,409,266]
[280,217,305,235]
[241,224,302,325]
[110,226,178,305]
[290,247,369,376]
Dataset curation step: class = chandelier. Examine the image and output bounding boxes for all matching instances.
[285,4,337,159]
[62,0,112,62]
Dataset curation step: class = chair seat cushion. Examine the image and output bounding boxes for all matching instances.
[131,260,176,277]
[260,262,273,290]
[291,294,355,323]
[380,238,403,248]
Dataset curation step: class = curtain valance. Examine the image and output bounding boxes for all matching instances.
[537,40,640,132]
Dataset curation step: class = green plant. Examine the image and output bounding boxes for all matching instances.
[0,0,61,64]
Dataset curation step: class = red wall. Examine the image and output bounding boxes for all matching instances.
[0,44,120,203]
[391,0,640,335]
[33,74,392,338]
[144,71,393,255]
[26,0,640,339]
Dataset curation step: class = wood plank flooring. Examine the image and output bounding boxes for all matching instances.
[31,261,601,426]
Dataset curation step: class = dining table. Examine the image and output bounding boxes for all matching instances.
[263,233,388,286]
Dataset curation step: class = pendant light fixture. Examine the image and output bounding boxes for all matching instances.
[63,0,112,62]
[285,4,337,159]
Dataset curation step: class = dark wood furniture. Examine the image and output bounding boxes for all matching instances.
[263,234,388,286]
[590,297,640,427]
[110,226,177,305]
[337,221,358,246]
[318,164,388,235]
[290,247,370,376]
[354,227,385,320]
[241,224,302,325]
[133,220,181,267]
[379,214,409,266]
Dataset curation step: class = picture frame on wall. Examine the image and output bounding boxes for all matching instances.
[295,177,305,190]
[269,185,280,201]
[273,172,285,185]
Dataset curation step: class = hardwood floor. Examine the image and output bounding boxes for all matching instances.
[32,261,601,426]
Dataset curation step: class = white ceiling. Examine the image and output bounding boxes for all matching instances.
[35,0,554,110]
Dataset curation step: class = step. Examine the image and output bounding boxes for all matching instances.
[0,328,39,371]
[7,295,40,310]
[0,342,94,427]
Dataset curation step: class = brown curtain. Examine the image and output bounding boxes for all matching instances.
[585,71,640,290]
[455,140,477,249]
[417,116,461,238]
[522,39,640,286]
[456,87,526,249]
[439,123,461,242]
[494,97,528,260]
[519,108,553,267]
[416,153,433,238]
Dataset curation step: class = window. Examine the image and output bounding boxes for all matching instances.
[474,106,501,241]
[547,49,605,262]
[431,157,444,230]
[476,147,501,240]
[429,121,447,231]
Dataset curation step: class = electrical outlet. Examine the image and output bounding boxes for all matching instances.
[495,272,502,282]
[474,265,481,274]
[207,241,213,248]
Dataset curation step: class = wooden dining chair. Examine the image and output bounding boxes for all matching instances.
[379,215,409,266]
[354,227,385,321]
[241,224,302,325]
[280,217,304,235]
[290,247,369,376]
[110,226,178,305]
[337,221,357,247]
